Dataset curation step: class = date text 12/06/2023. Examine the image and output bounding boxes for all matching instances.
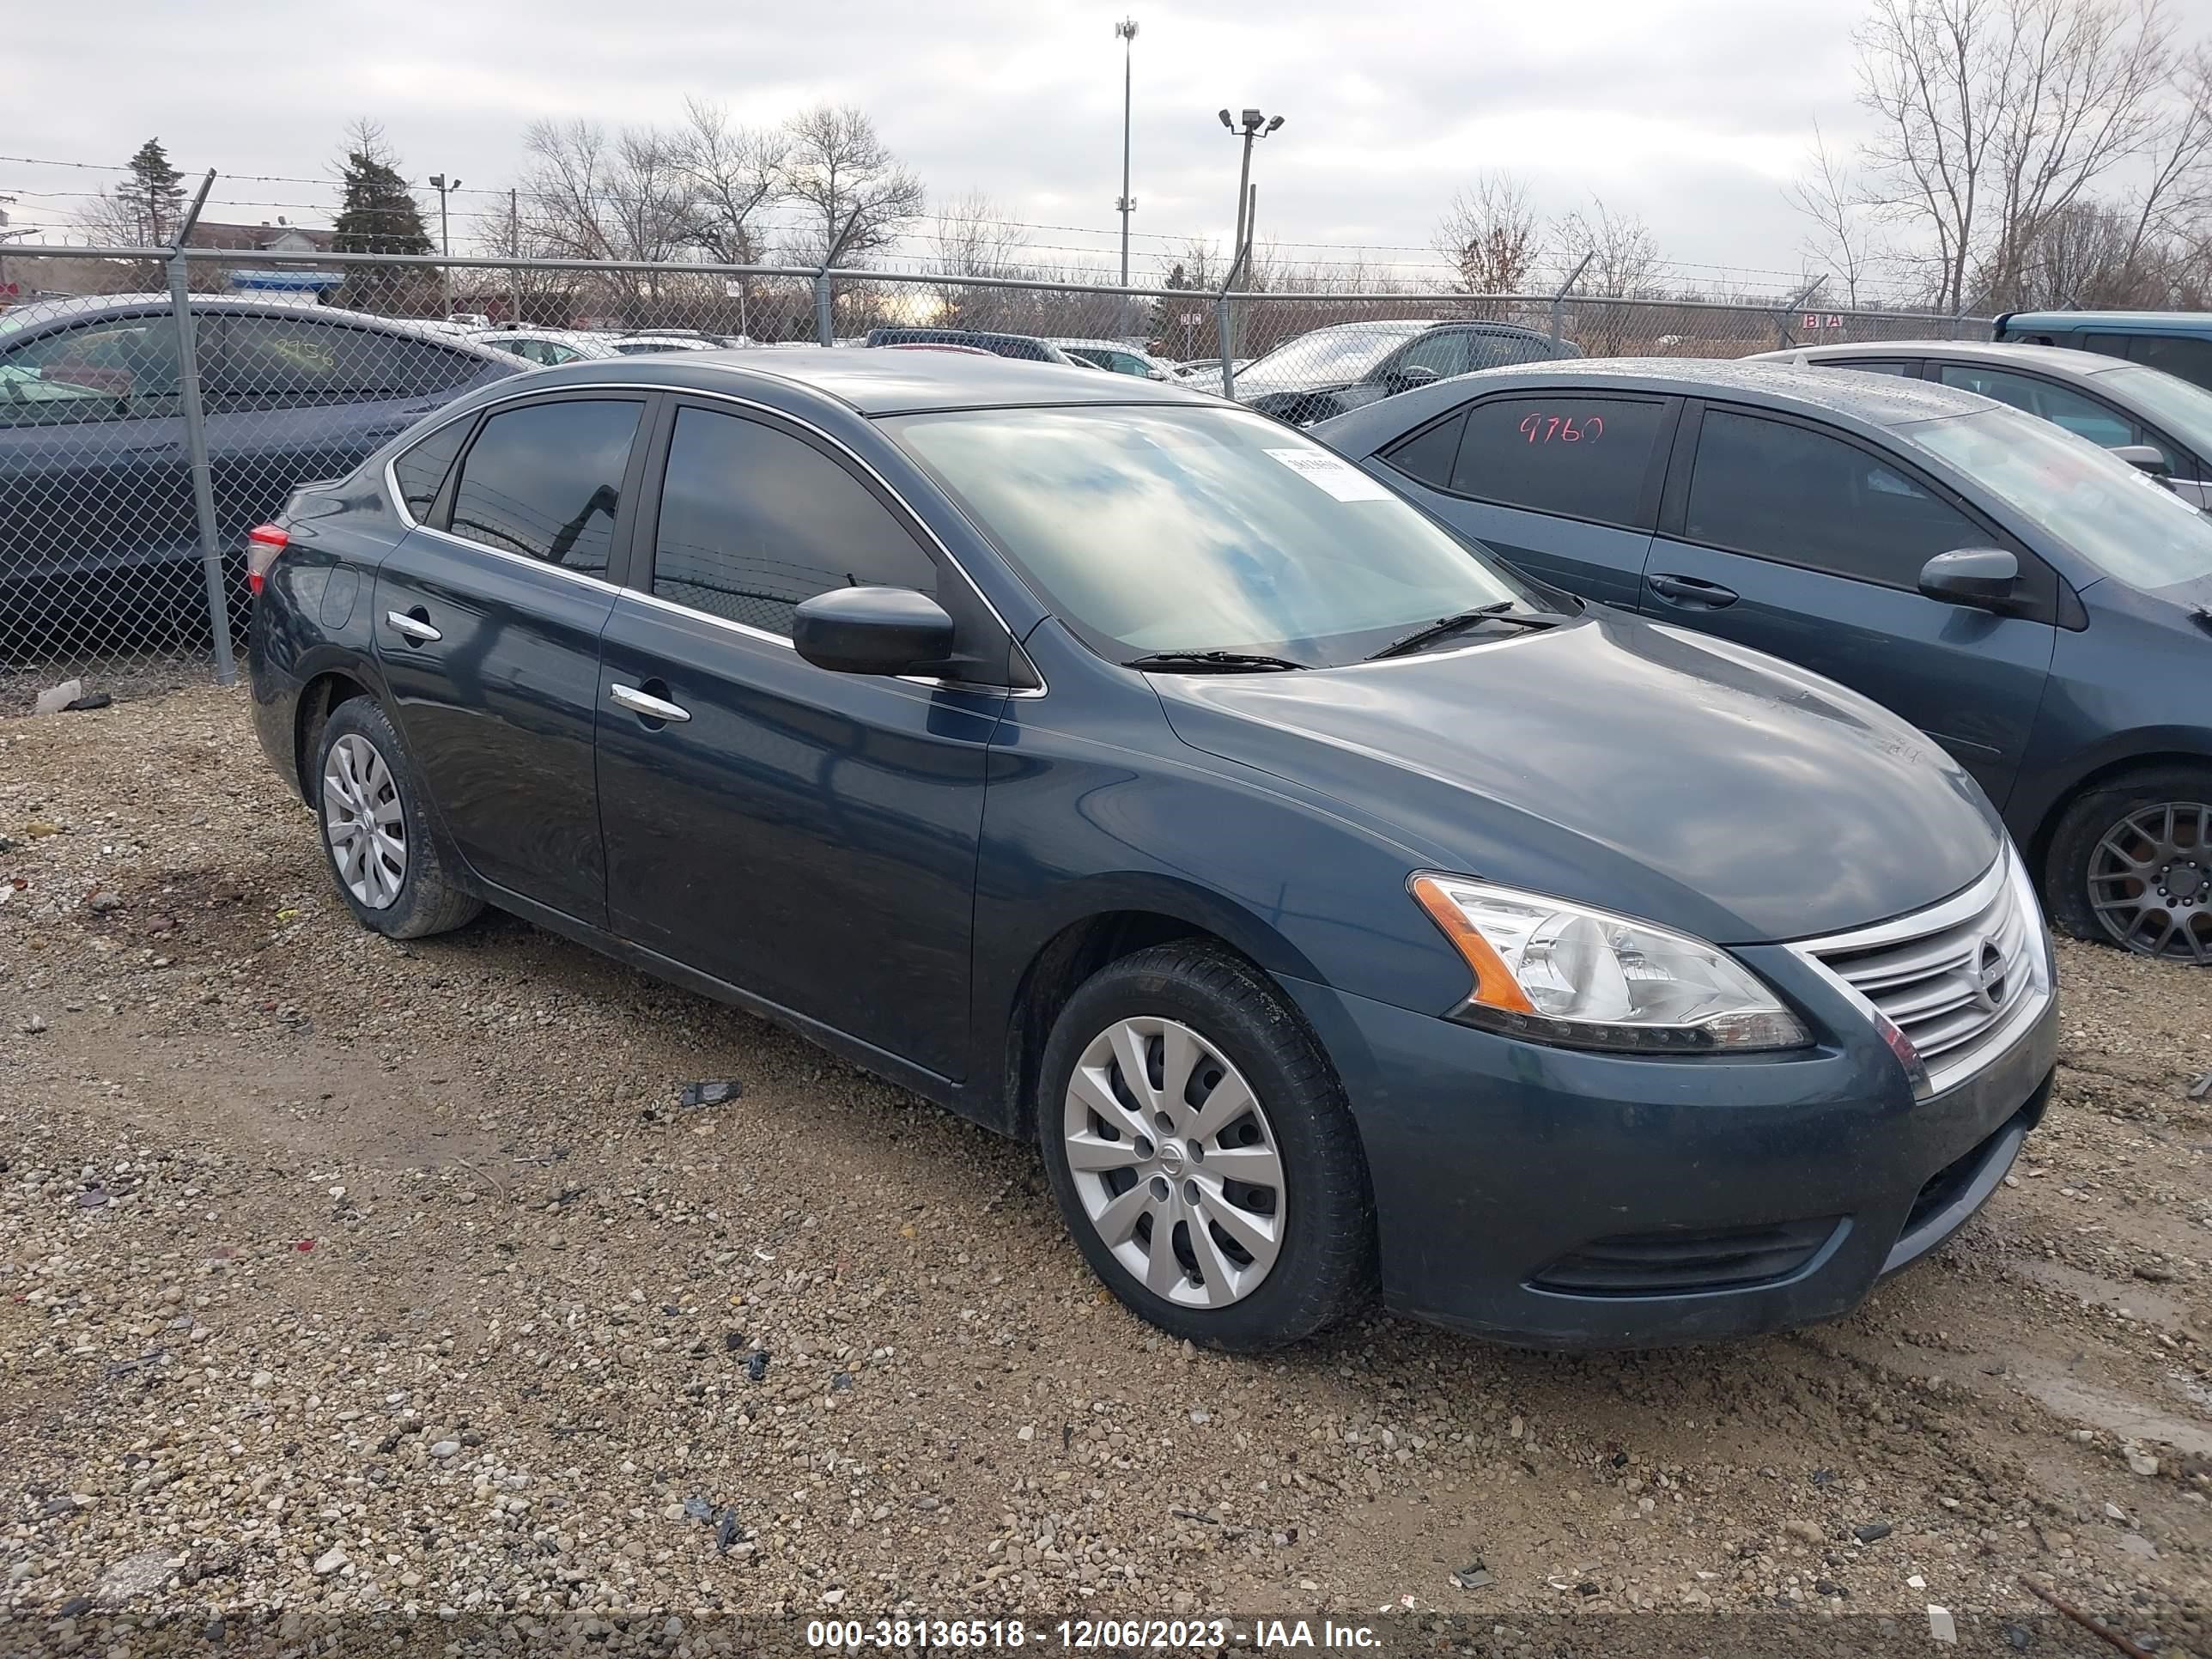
[804,1618,1383,1649]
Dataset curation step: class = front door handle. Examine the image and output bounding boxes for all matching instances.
[1647,574,1740,609]
[385,608,442,643]
[610,682,691,724]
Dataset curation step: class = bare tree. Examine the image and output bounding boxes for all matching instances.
[1789,121,1885,304]
[927,191,1031,326]
[672,98,787,264]
[1431,172,1545,293]
[781,104,926,267]
[1854,0,2175,312]
[519,118,697,319]
[1552,198,1664,354]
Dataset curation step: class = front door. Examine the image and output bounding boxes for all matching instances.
[372,391,649,926]
[1644,404,2057,809]
[595,400,1003,1079]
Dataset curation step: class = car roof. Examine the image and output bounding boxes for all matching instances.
[1051,337,1152,353]
[2000,309,2212,331]
[507,345,1224,415]
[1313,356,1997,452]
[2,292,514,360]
[1760,339,2130,377]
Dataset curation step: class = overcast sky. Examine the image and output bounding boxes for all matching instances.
[12,0,2212,291]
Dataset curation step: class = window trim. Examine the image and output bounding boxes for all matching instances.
[1380,386,1679,535]
[419,389,655,587]
[381,377,1041,692]
[1659,398,2065,624]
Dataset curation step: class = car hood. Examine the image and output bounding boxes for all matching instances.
[1155,611,2003,945]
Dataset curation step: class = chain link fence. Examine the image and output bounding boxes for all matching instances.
[0,243,1989,709]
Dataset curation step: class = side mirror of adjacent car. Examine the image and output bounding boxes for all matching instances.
[1389,365,1441,393]
[2108,442,2172,477]
[1918,548,2021,610]
[792,586,956,676]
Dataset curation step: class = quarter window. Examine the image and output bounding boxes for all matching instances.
[391,418,472,520]
[447,398,641,576]
[1685,410,1982,585]
[650,406,936,636]
[1441,395,1668,530]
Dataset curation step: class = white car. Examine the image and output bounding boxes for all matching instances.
[469,328,623,367]
[1050,338,1176,380]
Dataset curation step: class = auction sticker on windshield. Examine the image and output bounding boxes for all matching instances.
[1265,447,1395,501]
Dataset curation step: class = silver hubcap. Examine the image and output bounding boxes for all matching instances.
[2089,799,2212,964]
[1062,1017,1285,1309]
[321,733,407,910]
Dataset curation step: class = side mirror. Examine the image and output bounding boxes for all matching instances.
[2108,442,2171,477]
[1918,548,2020,610]
[1146,368,1169,380]
[792,586,955,676]
[1389,365,1440,393]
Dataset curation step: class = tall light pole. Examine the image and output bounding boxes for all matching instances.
[1115,18,1138,289]
[428,173,460,318]
[1215,109,1282,400]
[1218,106,1283,278]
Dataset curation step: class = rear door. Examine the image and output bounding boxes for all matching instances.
[1373,389,1675,610]
[594,398,1006,1079]
[372,391,650,926]
[1642,403,2057,807]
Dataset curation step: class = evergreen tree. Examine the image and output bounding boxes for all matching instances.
[331,121,432,312]
[113,138,185,245]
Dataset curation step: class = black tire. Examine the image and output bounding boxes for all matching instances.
[1036,941,1376,1350]
[2044,763,2212,964]
[311,697,483,940]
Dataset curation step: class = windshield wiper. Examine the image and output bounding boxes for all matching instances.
[1368,601,1571,661]
[1121,649,1310,672]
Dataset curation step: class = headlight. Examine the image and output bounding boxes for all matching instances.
[1409,874,1811,1053]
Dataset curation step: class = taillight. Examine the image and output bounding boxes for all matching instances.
[246,524,289,595]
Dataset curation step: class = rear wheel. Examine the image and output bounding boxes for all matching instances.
[313,698,482,940]
[2045,765,2212,964]
[1036,942,1375,1349]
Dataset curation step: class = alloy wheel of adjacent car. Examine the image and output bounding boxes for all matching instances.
[321,732,407,909]
[2087,799,2212,964]
[1060,1015,1286,1309]
[2047,765,2212,965]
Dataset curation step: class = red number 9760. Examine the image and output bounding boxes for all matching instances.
[1518,412,1603,443]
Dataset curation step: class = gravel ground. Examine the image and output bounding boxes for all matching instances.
[1,686,2207,1655]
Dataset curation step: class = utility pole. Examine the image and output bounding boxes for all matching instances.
[428,173,461,319]
[1115,17,1138,289]
[1215,108,1283,401]
[509,185,520,325]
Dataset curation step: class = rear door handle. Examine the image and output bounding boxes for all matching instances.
[610,682,691,724]
[385,609,442,643]
[1647,574,1740,608]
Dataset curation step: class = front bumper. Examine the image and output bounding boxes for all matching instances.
[1279,945,2058,1348]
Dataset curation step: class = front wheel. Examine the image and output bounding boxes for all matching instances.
[2045,765,2212,964]
[1036,942,1375,1349]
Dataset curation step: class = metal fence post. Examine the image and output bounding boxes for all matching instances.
[813,270,836,346]
[1217,295,1237,400]
[1548,254,1593,349]
[163,178,237,688]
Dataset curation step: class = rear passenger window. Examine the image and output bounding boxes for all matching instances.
[1685,410,1981,585]
[447,398,641,576]
[208,315,485,403]
[1444,396,1668,529]
[1933,363,2138,451]
[650,406,936,636]
[391,418,471,520]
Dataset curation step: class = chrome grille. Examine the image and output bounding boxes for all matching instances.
[1793,852,2051,1093]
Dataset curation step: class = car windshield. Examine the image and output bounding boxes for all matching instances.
[1908,404,2212,589]
[889,404,1540,666]
[2096,362,2212,453]
[1240,324,1426,383]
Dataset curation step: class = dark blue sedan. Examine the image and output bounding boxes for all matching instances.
[1317,360,2212,967]
[247,351,2056,1349]
[0,293,520,652]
